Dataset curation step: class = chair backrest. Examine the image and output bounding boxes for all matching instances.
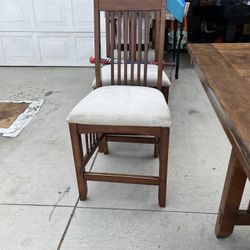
[94,0,166,89]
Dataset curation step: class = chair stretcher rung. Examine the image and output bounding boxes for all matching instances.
[85,172,159,185]
[106,135,156,144]
[235,210,250,225]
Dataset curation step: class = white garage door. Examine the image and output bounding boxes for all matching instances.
[0,0,105,66]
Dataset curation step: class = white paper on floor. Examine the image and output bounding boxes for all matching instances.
[0,99,44,137]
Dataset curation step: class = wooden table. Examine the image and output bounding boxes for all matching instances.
[188,43,250,238]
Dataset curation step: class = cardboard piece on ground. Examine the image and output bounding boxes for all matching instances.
[0,100,44,137]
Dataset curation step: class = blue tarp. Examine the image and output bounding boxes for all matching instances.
[167,0,186,22]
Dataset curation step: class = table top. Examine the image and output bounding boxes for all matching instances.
[188,43,250,173]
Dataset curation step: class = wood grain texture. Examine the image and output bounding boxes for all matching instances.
[188,43,250,237]
[94,0,101,87]
[123,11,128,84]
[143,11,149,86]
[69,124,88,200]
[99,0,162,11]
[110,11,115,85]
[137,12,142,85]
[188,43,250,173]
[154,11,160,62]
[130,11,136,83]
[85,172,159,185]
[117,11,122,84]
[156,7,166,89]
[214,149,247,237]
[105,11,111,57]
[98,2,166,90]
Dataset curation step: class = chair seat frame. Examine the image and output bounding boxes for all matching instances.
[69,123,169,207]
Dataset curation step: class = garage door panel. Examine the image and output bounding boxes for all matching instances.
[0,0,34,29]
[1,35,36,64]
[0,40,6,63]
[72,0,93,31]
[0,32,98,66]
[0,0,104,66]
[38,35,74,65]
[76,34,105,65]
[33,0,72,29]
[71,0,105,32]
[75,35,93,65]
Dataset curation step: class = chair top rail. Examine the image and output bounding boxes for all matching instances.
[98,0,165,11]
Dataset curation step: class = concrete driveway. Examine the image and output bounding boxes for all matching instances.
[0,64,249,249]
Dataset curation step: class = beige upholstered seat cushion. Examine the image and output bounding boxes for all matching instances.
[67,86,171,127]
[91,64,171,88]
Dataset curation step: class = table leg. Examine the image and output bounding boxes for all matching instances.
[175,22,184,80]
[173,20,178,62]
[224,25,236,42]
[215,149,247,238]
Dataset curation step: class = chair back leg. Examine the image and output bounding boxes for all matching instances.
[98,134,109,154]
[154,137,159,158]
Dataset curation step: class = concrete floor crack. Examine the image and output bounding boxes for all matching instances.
[49,186,71,221]
[57,197,79,250]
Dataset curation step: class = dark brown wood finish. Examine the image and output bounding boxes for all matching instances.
[98,134,109,154]
[69,0,170,208]
[130,11,136,83]
[69,124,88,200]
[99,1,168,93]
[154,11,160,62]
[85,134,89,154]
[143,11,149,86]
[123,11,128,84]
[117,11,122,84]
[106,135,156,144]
[101,2,173,101]
[77,124,161,137]
[99,0,162,11]
[214,149,247,237]
[137,12,142,85]
[85,172,159,185]
[188,43,250,237]
[102,9,165,88]
[158,128,169,207]
[110,11,115,85]
[157,3,166,90]
[94,0,101,87]
[69,123,170,207]
[105,11,111,57]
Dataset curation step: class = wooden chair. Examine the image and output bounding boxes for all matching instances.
[91,8,171,103]
[67,0,171,207]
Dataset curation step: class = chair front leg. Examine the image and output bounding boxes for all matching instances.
[69,123,88,200]
[158,127,170,207]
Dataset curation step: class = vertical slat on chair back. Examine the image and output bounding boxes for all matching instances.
[94,0,166,89]
[143,11,149,86]
[137,12,142,85]
[110,11,115,85]
[117,12,122,85]
[154,11,160,62]
[123,12,128,84]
